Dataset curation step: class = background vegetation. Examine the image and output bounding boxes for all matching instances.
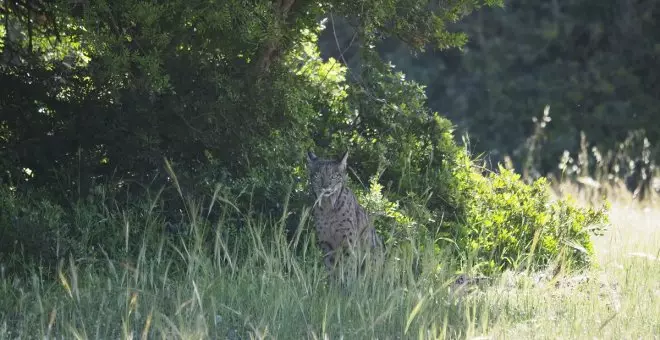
[320,0,659,190]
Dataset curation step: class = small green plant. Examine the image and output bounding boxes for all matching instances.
[357,175,416,243]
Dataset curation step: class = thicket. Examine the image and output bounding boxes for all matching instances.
[0,0,607,278]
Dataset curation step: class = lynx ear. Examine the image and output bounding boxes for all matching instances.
[338,150,349,169]
[307,151,318,163]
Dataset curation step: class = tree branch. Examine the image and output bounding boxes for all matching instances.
[254,0,298,76]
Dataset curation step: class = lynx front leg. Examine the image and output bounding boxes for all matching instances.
[318,241,336,271]
[319,241,347,288]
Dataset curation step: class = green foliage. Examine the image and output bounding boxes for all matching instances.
[0,0,502,194]
[353,150,608,274]
[0,0,500,211]
[358,175,416,243]
[452,166,608,273]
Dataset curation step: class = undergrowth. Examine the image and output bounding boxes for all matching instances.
[0,186,656,339]
[0,150,612,339]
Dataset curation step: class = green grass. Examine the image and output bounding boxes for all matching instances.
[1,192,658,339]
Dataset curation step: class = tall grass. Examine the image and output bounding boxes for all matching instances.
[0,185,658,339]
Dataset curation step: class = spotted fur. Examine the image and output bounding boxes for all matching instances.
[307,151,382,274]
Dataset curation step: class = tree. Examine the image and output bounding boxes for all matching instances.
[1,0,500,194]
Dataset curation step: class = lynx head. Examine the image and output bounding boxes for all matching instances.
[307,151,349,200]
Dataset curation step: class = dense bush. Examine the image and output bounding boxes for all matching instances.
[0,0,609,277]
[452,166,607,273]
[357,153,608,274]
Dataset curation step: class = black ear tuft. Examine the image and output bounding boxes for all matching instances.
[339,150,349,167]
[307,151,318,163]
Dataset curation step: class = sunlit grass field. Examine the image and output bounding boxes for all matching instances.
[1,187,658,339]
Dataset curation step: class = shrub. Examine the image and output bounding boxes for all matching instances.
[442,164,608,274]
[352,148,608,276]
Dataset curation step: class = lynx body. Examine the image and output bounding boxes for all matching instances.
[307,151,382,272]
